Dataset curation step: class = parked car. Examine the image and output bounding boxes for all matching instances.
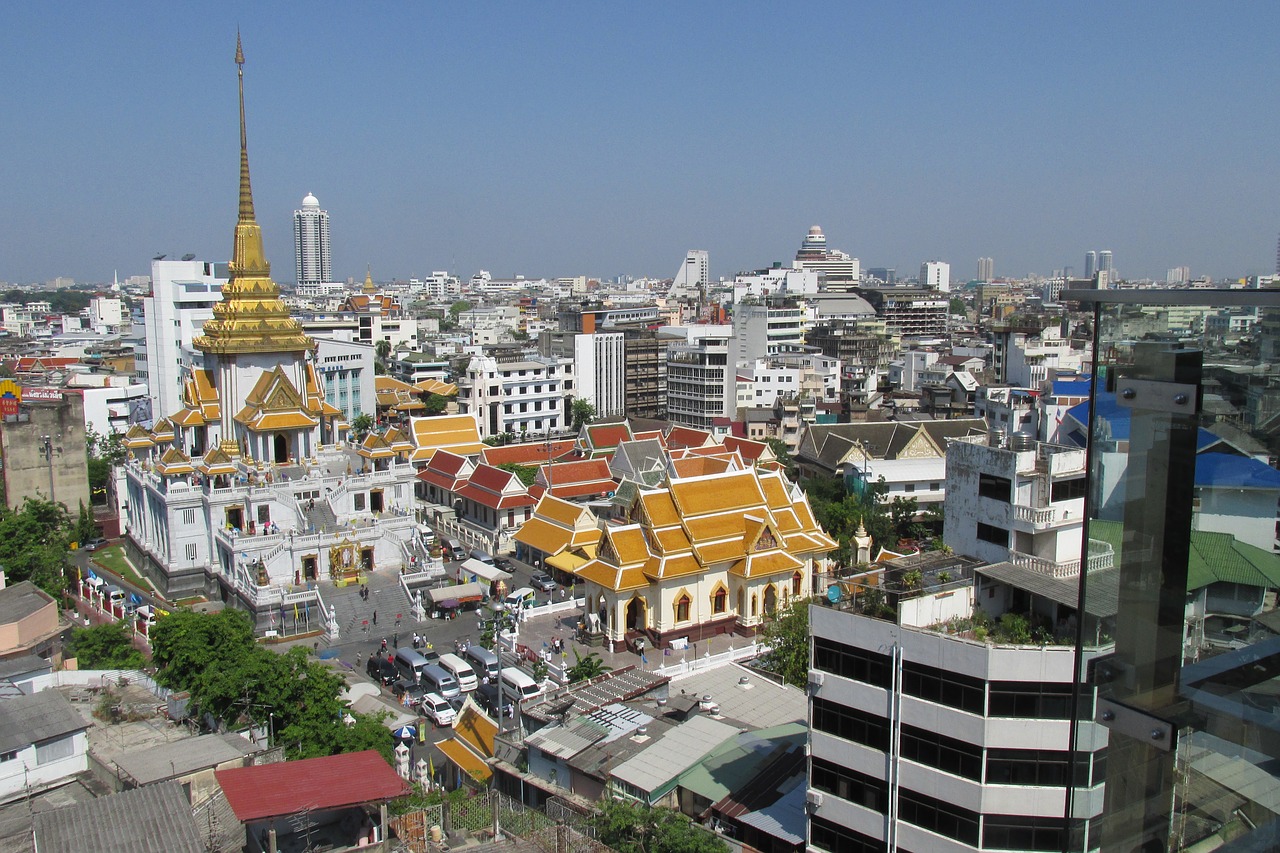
[493,556,513,572]
[476,683,514,719]
[83,537,108,551]
[391,679,428,705]
[420,692,456,727]
[530,573,557,593]
[366,657,398,686]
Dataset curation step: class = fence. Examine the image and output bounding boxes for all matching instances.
[393,791,606,853]
[26,668,171,700]
[651,640,769,680]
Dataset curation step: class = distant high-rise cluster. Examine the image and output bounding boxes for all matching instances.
[293,192,331,287]
[1166,266,1191,285]
[1084,249,1113,282]
[977,257,994,282]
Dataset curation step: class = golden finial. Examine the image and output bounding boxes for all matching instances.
[364,265,376,293]
[235,29,245,67]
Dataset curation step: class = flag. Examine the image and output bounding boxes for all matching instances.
[664,648,671,656]
[429,754,435,783]
[293,603,300,622]
[640,653,648,665]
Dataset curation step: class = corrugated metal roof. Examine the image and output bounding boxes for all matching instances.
[33,780,204,853]
[610,715,738,797]
[1089,519,1280,591]
[215,749,410,821]
[976,562,1120,619]
[0,689,89,754]
[114,732,256,786]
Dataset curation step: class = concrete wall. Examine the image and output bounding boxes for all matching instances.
[1,395,90,512]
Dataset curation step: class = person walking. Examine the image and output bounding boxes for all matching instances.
[380,637,388,654]
[372,610,378,625]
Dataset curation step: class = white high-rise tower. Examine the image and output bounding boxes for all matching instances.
[293,192,331,287]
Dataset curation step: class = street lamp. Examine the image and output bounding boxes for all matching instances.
[479,608,518,732]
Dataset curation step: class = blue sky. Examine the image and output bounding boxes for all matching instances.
[3,3,1278,284]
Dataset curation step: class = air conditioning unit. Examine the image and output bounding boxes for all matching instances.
[805,790,824,811]
[808,670,825,688]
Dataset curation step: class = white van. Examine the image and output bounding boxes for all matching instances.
[394,648,432,684]
[500,667,542,702]
[103,585,127,610]
[503,587,537,612]
[463,646,499,682]
[420,663,461,699]
[438,653,478,692]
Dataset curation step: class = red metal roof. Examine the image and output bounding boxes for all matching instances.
[480,440,577,467]
[215,750,410,822]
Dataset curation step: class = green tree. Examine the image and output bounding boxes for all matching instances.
[350,412,374,438]
[374,340,391,363]
[68,621,145,669]
[566,649,610,683]
[591,798,727,853]
[449,300,472,318]
[74,503,97,545]
[497,462,537,488]
[151,610,393,762]
[570,398,596,432]
[422,393,448,416]
[950,297,967,315]
[0,499,71,598]
[758,596,811,688]
[763,438,796,479]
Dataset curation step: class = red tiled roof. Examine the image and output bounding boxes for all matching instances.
[215,750,409,822]
[480,440,577,467]
[665,426,713,449]
[455,481,536,509]
[425,450,469,477]
[585,423,631,449]
[722,436,766,462]
[467,463,518,492]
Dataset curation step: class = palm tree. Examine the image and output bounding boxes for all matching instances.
[566,649,610,683]
[350,412,374,439]
[374,340,391,363]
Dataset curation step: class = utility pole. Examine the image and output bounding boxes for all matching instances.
[40,434,54,504]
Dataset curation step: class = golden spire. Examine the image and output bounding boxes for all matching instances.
[363,265,376,294]
[194,33,315,356]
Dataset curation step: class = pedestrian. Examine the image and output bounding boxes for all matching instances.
[393,632,399,648]
[373,610,377,625]
[381,637,388,653]
[356,652,362,666]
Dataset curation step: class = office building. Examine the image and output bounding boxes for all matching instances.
[1166,266,1191,285]
[137,258,228,422]
[1084,251,1097,279]
[293,192,331,287]
[456,353,570,439]
[794,226,860,288]
[665,324,734,429]
[1097,250,1112,278]
[670,250,710,299]
[733,303,806,363]
[920,260,951,293]
[977,257,994,282]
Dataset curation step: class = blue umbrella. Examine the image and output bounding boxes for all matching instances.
[393,725,417,740]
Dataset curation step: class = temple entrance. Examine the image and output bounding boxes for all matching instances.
[370,489,384,513]
[302,555,317,582]
[226,506,243,531]
[273,433,289,464]
[763,585,778,616]
[361,547,374,572]
[626,596,646,631]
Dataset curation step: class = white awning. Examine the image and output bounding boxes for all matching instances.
[459,559,512,584]
[428,582,487,605]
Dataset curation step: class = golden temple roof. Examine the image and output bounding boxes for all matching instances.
[193,35,315,356]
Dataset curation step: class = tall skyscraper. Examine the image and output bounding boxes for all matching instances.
[794,225,860,287]
[1098,249,1113,277]
[1085,250,1097,279]
[977,257,994,282]
[293,192,331,286]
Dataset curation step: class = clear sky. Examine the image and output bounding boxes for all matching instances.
[3,3,1278,285]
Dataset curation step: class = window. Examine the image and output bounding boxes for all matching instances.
[812,698,889,750]
[354,493,366,511]
[978,473,1012,502]
[897,788,980,846]
[976,522,1009,547]
[986,748,1094,787]
[900,724,982,780]
[812,637,892,688]
[182,508,196,524]
[0,750,17,762]
[792,571,803,595]
[34,737,75,766]
[988,681,1075,719]
[901,660,985,714]
[675,594,690,622]
[810,757,888,813]
[982,815,1072,852]
[905,483,915,492]
[1051,477,1086,502]
[809,816,884,853]
[712,587,727,614]
[185,543,197,562]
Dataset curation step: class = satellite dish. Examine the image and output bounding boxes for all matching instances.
[181,253,196,261]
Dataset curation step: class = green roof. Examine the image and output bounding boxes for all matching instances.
[673,722,806,804]
[1088,520,1280,591]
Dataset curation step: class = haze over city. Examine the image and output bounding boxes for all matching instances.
[3,2,1279,284]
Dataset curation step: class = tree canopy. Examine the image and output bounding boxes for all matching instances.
[150,610,392,762]
[570,398,596,432]
[566,650,609,683]
[422,393,448,416]
[496,462,537,488]
[68,621,145,670]
[590,797,727,853]
[757,596,810,688]
[350,413,374,438]
[0,498,73,598]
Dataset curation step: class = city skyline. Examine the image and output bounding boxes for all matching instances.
[3,4,1279,284]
